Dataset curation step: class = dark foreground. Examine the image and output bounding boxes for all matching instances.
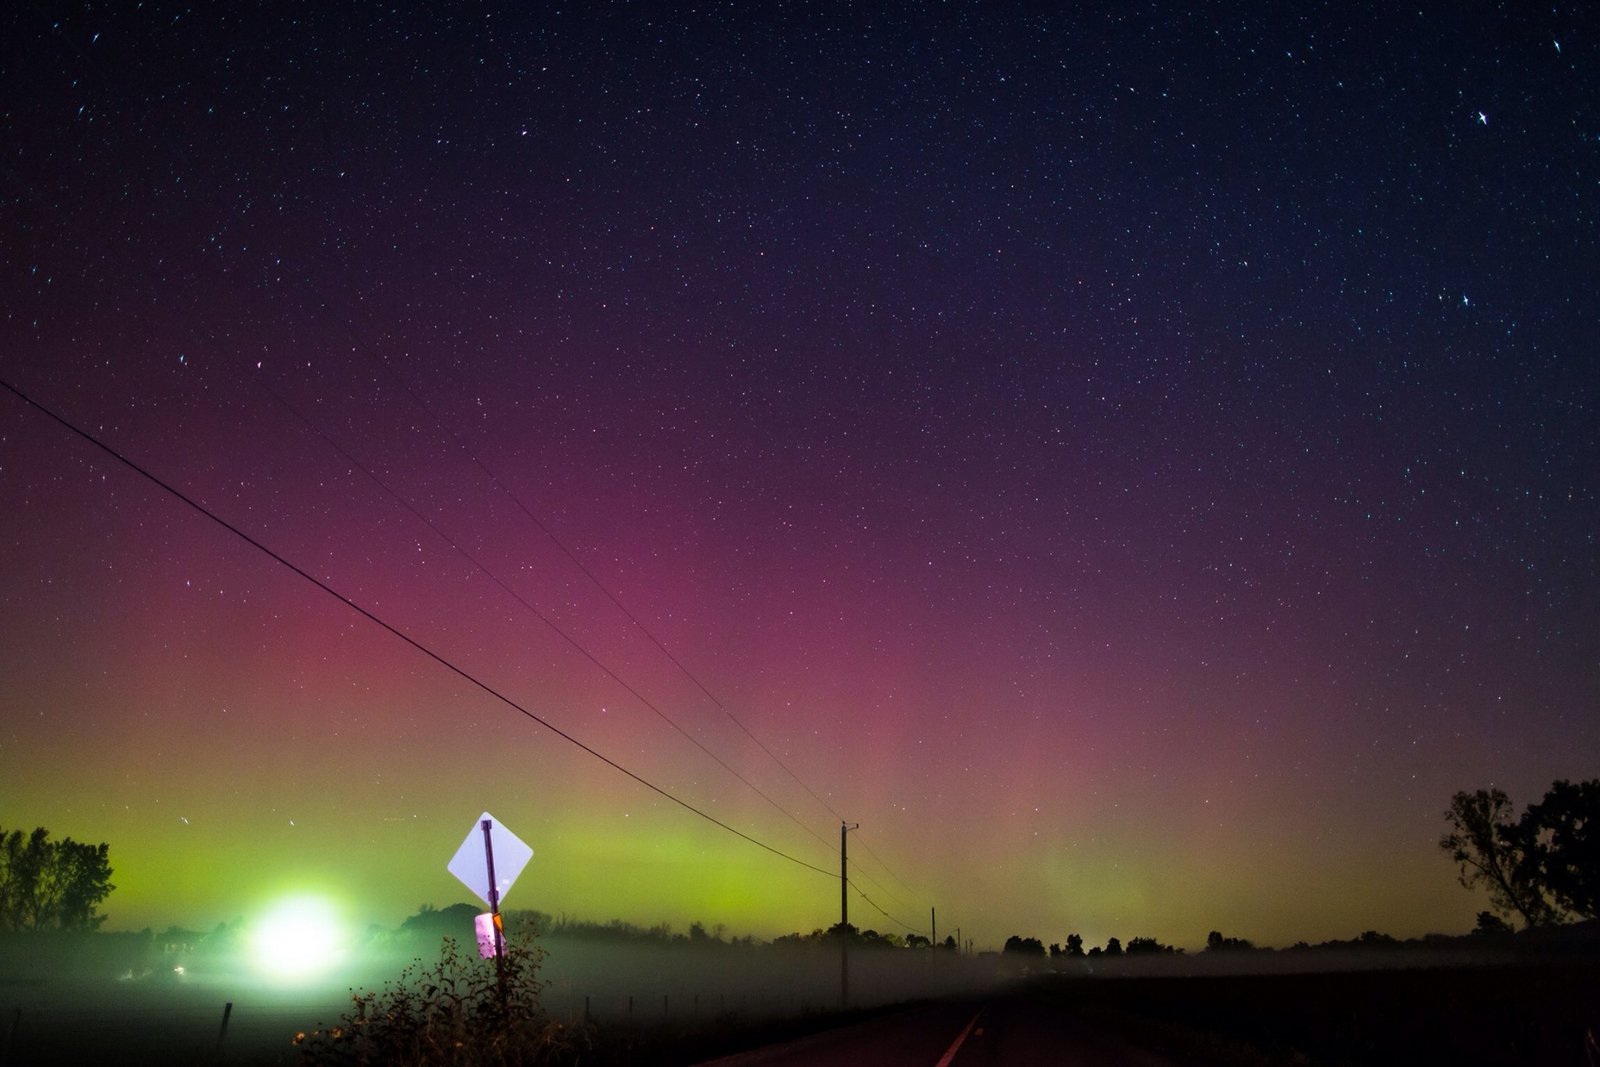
[5,957,1598,1065]
[661,960,1600,1067]
[1032,960,1600,1066]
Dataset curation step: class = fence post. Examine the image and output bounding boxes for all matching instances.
[214,1001,232,1063]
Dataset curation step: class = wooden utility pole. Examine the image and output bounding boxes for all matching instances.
[840,821,859,1010]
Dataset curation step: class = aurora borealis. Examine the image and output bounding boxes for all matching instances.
[2,3,1596,953]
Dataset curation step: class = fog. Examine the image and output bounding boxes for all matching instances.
[5,924,1570,1064]
[0,931,1008,1064]
[535,936,1004,1020]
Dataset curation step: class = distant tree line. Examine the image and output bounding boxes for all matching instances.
[396,910,945,954]
[389,904,772,948]
[770,921,953,950]
[1003,933,1185,960]
[1205,930,1256,951]
[0,825,115,932]
[1440,778,1599,929]
[989,778,1597,959]
[990,928,1476,962]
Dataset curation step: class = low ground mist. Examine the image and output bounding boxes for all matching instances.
[4,926,1595,1064]
[0,931,1003,1064]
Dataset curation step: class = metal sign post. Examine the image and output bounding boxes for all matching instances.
[481,818,505,961]
[447,812,533,961]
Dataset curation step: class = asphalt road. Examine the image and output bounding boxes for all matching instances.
[698,993,1184,1066]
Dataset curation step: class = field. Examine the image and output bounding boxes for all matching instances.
[4,937,1598,1065]
[0,935,995,1065]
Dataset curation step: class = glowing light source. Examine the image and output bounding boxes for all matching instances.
[250,896,347,981]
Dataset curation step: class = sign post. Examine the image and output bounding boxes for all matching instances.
[447,812,533,960]
[481,818,504,960]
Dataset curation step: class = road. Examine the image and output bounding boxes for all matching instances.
[698,992,1185,1066]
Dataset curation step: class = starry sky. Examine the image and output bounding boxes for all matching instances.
[2,3,1596,952]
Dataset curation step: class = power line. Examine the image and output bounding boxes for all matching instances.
[302,339,934,918]
[254,374,840,859]
[314,297,940,919]
[1,376,838,882]
[296,285,940,923]
[305,287,853,830]
[3,73,935,920]
[844,831,922,914]
[356,337,933,913]
[846,879,923,936]
[2,25,927,913]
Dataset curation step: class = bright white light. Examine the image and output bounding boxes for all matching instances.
[250,897,346,981]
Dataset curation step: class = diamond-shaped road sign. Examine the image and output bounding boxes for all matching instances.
[447,812,533,907]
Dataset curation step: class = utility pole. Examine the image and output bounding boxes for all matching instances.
[931,906,937,953]
[840,820,859,1010]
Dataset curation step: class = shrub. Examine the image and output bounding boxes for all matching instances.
[296,932,587,1066]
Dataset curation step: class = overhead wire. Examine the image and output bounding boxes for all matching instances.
[0,377,838,882]
[343,303,847,822]
[303,283,931,909]
[254,373,841,860]
[846,879,924,936]
[8,11,940,928]
[844,833,922,913]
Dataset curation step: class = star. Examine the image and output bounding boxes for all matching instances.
[1477,111,1487,125]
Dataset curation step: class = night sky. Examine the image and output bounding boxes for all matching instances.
[2,3,1596,952]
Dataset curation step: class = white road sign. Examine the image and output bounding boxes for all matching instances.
[446,812,533,907]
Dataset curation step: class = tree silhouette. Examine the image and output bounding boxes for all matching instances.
[1103,936,1122,956]
[1064,932,1084,957]
[1439,789,1555,928]
[1472,911,1513,936]
[1205,930,1256,951]
[1003,935,1046,957]
[0,826,115,931]
[1519,778,1600,920]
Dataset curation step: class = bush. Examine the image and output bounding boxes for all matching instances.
[296,932,588,1066]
